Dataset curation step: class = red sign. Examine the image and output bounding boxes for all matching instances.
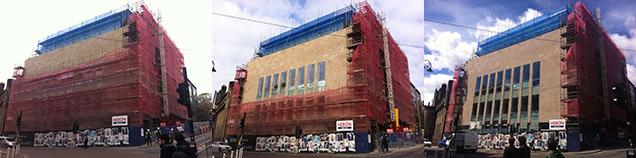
[160,122,167,127]
[386,129,393,134]
[176,121,181,126]
[403,127,409,132]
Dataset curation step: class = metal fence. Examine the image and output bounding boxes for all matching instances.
[195,139,244,158]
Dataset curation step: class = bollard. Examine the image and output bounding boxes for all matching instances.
[434,149,437,158]
[206,146,209,158]
[6,148,10,158]
[17,144,19,155]
[223,153,225,158]
[230,151,233,158]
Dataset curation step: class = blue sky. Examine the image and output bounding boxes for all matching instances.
[422,0,636,104]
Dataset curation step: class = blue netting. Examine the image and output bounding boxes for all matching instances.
[36,5,132,54]
[476,6,571,56]
[258,5,355,57]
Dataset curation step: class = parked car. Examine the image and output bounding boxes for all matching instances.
[423,138,432,147]
[450,133,479,153]
[0,136,16,148]
[210,141,232,152]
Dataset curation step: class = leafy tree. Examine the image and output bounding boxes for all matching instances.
[194,93,214,121]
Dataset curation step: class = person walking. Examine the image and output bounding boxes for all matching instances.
[518,136,531,158]
[503,137,519,158]
[174,132,196,158]
[545,138,565,158]
[379,136,385,153]
[158,133,176,158]
[155,128,162,145]
[382,135,389,153]
[169,129,174,144]
[84,136,89,149]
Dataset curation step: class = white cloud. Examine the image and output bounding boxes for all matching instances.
[610,28,636,63]
[625,16,636,29]
[471,8,543,40]
[628,64,636,85]
[423,29,476,71]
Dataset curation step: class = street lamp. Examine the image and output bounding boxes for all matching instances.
[211,60,217,73]
[424,59,433,73]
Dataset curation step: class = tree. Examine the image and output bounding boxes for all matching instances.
[194,93,214,121]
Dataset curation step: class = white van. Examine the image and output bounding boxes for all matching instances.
[450,133,478,153]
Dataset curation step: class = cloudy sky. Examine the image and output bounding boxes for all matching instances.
[0,0,634,106]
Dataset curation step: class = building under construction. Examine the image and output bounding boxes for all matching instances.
[223,2,417,153]
[459,1,633,151]
[4,2,188,146]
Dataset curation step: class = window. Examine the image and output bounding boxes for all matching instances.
[272,73,279,96]
[494,100,500,121]
[307,64,315,93]
[297,67,305,95]
[471,103,478,121]
[257,77,264,101]
[522,64,530,88]
[489,73,495,90]
[513,67,520,90]
[264,75,271,99]
[317,61,326,92]
[478,102,485,121]
[485,102,492,121]
[280,71,287,95]
[531,94,539,111]
[511,98,518,113]
[496,71,503,89]
[288,69,296,96]
[504,69,511,91]
[502,99,509,120]
[481,75,488,93]
[521,96,529,112]
[532,61,541,94]
[474,76,482,94]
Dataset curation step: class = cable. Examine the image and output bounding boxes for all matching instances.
[211,12,426,49]
[424,18,636,52]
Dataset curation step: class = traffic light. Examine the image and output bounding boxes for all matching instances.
[16,115,21,127]
[176,82,190,106]
[239,112,246,129]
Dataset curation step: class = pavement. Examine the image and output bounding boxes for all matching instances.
[241,143,426,157]
[470,146,604,156]
[136,130,213,150]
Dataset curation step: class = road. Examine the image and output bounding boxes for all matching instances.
[423,146,630,158]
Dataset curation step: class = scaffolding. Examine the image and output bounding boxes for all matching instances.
[226,1,413,136]
[5,3,187,132]
[36,5,133,54]
[560,1,627,125]
[476,6,571,56]
[257,5,355,57]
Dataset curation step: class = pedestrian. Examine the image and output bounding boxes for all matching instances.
[169,129,174,144]
[155,128,162,145]
[382,135,389,152]
[545,138,565,158]
[174,132,196,158]
[379,136,385,153]
[518,136,530,158]
[84,136,88,149]
[146,129,151,146]
[158,133,176,158]
[503,137,519,158]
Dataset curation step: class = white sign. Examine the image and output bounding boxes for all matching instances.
[336,120,354,131]
[112,115,128,126]
[549,119,566,130]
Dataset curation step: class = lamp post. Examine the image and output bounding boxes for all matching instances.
[420,59,432,136]
[210,59,217,140]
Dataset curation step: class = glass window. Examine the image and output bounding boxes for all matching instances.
[521,96,528,112]
[531,94,539,111]
[489,73,495,89]
[532,62,540,79]
[471,103,478,121]
[511,98,518,113]
[485,102,492,122]
[478,102,485,117]
[513,67,520,90]
[272,73,279,96]
[264,75,271,99]
[504,69,511,90]
[502,99,509,121]
[482,75,488,92]
[497,71,503,88]
[522,64,530,88]
[494,100,500,114]
[288,69,296,96]
[474,76,482,94]
[280,71,287,95]
[257,77,264,101]
[297,67,305,95]
[307,64,315,93]
[317,61,326,92]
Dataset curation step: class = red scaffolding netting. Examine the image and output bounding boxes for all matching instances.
[4,4,188,133]
[225,2,412,136]
[560,1,626,122]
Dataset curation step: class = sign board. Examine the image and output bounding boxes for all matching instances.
[549,119,566,130]
[112,115,128,126]
[160,122,167,127]
[403,127,409,132]
[386,129,393,134]
[228,119,235,124]
[395,109,399,127]
[336,120,354,131]
[176,121,181,126]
